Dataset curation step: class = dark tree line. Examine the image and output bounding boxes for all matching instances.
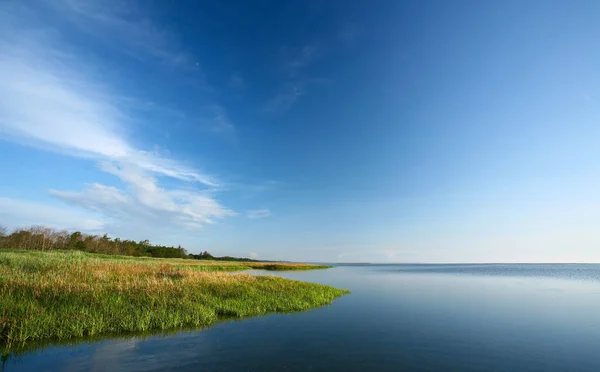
[0,225,261,261]
[0,226,189,259]
[188,251,260,262]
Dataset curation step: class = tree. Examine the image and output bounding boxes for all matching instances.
[68,232,82,250]
[0,225,195,259]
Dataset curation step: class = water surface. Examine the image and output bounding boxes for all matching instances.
[5,264,600,371]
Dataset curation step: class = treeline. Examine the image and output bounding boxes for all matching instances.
[0,226,189,259]
[189,251,260,262]
[0,225,263,261]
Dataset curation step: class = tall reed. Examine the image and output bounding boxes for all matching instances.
[0,250,348,353]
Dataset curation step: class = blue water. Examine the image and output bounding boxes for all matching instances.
[5,264,600,371]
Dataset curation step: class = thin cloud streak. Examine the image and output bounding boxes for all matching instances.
[263,43,320,113]
[45,0,197,69]
[246,209,271,219]
[0,5,233,233]
[0,28,216,186]
[41,0,237,138]
[205,105,236,135]
[283,44,320,78]
[263,82,305,113]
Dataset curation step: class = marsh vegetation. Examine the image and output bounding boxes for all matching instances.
[0,250,347,354]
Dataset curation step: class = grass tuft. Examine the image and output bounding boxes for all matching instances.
[0,250,348,354]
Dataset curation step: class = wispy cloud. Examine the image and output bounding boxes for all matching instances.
[229,72,245,90]
[42,0,238,136]
[45,0,197,69]
[283,44,320,78]
[0,42,216,186]
[205,105,236,135]
[0,3,233,234]
[263,82,305,113]
[246,209,271,219]
[264,43,320,113]
[46,0,238,135]
[51,163,234,231]
[265,28,359,113]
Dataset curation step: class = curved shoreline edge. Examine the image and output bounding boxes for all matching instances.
[0,250,349,354]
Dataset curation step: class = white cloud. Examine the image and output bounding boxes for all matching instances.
[40,0,234,141]
[250,252,259,259]
[0,37,216,186]
[0,3,233,235]
[49,172,234,232]
[246,209,271,219]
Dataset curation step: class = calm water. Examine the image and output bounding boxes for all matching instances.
[5,264,600,371]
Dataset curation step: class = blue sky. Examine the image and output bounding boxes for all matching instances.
[1,0,600,262]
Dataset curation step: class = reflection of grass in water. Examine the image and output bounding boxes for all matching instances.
[1,312,303,365]
[0,250,348,356]
[1,325,209,369]
[1,329,170,368]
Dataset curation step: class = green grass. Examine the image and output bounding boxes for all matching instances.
[0,250,348,354]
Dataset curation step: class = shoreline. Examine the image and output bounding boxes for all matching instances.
[0,250,348,354]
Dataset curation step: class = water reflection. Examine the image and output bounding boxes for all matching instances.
[363,263,600,282]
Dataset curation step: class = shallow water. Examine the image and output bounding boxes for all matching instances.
[5,264,600,371]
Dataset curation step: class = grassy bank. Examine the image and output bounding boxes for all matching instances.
[0,250,347,352]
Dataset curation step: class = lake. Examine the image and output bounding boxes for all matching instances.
[5,264,600,371]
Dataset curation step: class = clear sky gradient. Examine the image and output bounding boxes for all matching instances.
[1,0,599,262]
